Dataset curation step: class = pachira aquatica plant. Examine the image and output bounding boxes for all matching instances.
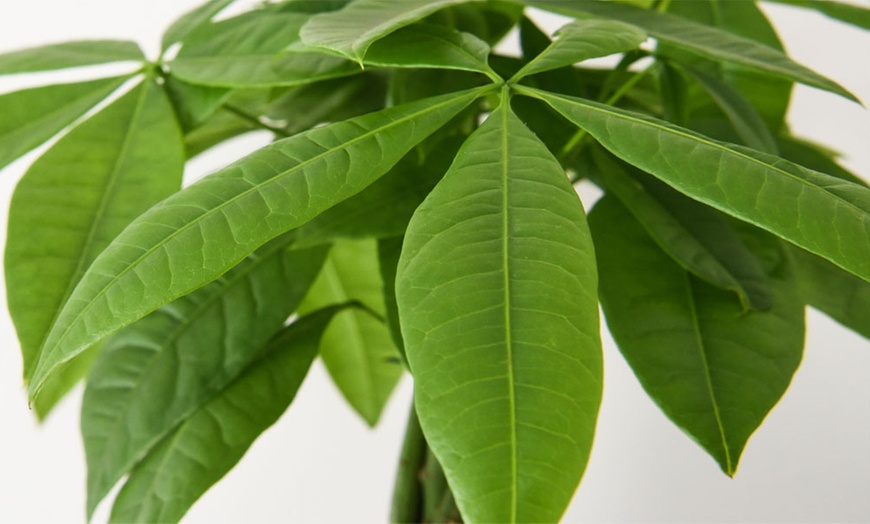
[2,0,868,521]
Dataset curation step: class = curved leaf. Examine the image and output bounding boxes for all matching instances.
[397,102,602,522]
[81,238,327,517]
[6,77,183,392]
[299,240,403,426]
[29,86,487,401]
[589,195,804,475]
[108,306,340,523]
[766,0,870,31]
[519,86,870,285]
[0,40,143,74]
[527,0,859,102]
[511,18,647,81]
[161,0,237,51]
[0,76,128,171]
[300,0,477,64]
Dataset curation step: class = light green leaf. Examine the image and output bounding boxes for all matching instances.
[511,19,647,81]
[593,150,772,311]
[0,76,128,170]
[300,0,478,64]
[6,78,183,388]
[520,86,870,285]
[765,0,870,31]
[789,245,870,341]
[397,101,602,523]
[364,23,497,78]
[81,238,327,517]
[299,239,403,426]
[29,86,486,401]
[378,236,406,362]
[161,0,237,51]
[108,306,341,523]
[32,344,100,421]
[0,40,143,75]
[527,0,859,102]
[169,12,358,87]
[163,76,232,131]
[589,195,804,475]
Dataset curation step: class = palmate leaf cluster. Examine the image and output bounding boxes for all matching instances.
[1,0,868,521]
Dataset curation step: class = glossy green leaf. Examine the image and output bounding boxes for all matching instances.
[299,239,403,426]
[778,135,868,188]
[32,344,100,421]
[511,19,647,81]
[594,150,772,311]
[109,306,340,523]
[161,0,237,51]
[397,101,602,522]
[300,0,478,64]
[766,0,870,30]
[29,86,486,401]
[364,23,497,78]
[378,236,406,362]
[6,78,184,388]
[0,76,128,170]
[589,195,804,475]
[0,40,142,74]
[81,238,327,517]
[789,245,870,341]
[169,12,358,87]
[527,0,859,102]
[520,86,870,285]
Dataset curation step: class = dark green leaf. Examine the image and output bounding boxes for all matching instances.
[520,86,870,285]
[589,195,804,475]
[378,236,406,362]
[397,101,602,522]
[0,76,128,170]
[163,76,232,131]
[299,239,403,426]
[108,306,341,523]
[0,40,143,74]
[81,239,327,517]
[777,135,868,187]
[29,86,487,401]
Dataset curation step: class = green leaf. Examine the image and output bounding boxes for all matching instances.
[6,78,184,388]
[593,150,772,311]
[527,0,859,102]
[0,40,143,74]
[161,0,237,51]
[588,195,805,475]
[789,245,870,341]
[29,86,486,401]
[519,86,870,285]
[299,239,403,426]
[81,238,327,517]
[169,12,358,87]
[0,76,128,170]
[396,101,602,522]
[163,76,232,131]
[765,0,870,31]
[108,306,341,523]
[300,0,479,64]
[31,344,100,421]
[511,19,647,81]
[777,135,868,188]
[364,23,497,78]
[378,236,406,362]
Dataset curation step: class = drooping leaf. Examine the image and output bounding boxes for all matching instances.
[789,245,870,341]
[589,195,805,475]
[0,40,143,74]
[519,86,870,285]
[161,0,237,51]
[32,344,101,421]
[6,78,184,390]
[593,150,772,311]
[397,101,602,523]
[300,0,479,64]
[527,0,859,102]
[511,18,647,81]
[765,0,870,31]
[0,76,128,170]
[108,306,341,523]
[299,239,403,426]
[364,23,497,78]
[777,135,868,188]
[81,238,327,517]
[378,236,406,361]
[169,11,358,87]
[29,86,487,401]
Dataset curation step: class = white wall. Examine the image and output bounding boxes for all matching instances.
[0,2,867,522]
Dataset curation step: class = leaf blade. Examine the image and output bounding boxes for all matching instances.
[0,40,143,74]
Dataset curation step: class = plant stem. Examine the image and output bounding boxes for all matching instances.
[223,104,291,138]
[390,400,426,523]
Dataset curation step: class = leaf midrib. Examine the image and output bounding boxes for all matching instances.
[37,87,484,389]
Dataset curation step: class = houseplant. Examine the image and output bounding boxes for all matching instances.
[1,0,868,521]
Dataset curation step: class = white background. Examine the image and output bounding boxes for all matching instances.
[0,1,868,523]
